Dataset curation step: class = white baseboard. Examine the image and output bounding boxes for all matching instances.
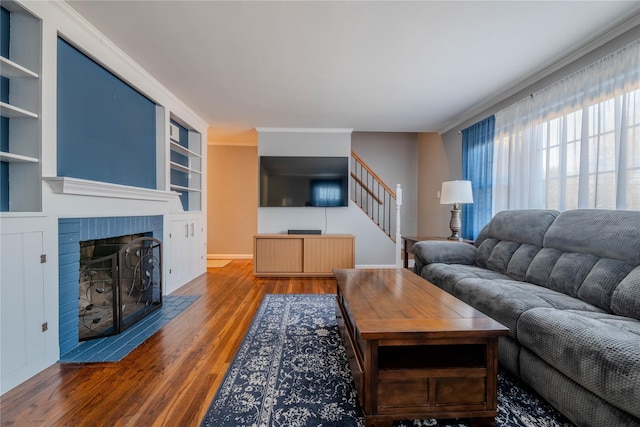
[354,264,400,269]
[207,254,253,260]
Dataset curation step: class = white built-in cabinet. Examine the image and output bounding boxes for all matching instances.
[0,1,41,212]
[0,228,47,392]
[166,215,206,293]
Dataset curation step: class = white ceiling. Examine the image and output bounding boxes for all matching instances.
[65,1,640,136]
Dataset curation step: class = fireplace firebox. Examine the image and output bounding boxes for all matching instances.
[78,235,162,341]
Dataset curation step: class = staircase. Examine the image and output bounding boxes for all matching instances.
[350,150,398,242]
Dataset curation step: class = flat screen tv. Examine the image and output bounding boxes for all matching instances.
[259,156,349,207]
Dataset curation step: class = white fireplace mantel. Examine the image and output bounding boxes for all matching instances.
[44,177,181,202]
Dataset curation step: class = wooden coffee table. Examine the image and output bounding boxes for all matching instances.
[334,268,508,427]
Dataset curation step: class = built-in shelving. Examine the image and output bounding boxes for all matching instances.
[0,1,42,212]
[169,118,202,211]
[0,151,38,163]
[0,56,38,79]
[0,101,38,119]
[169,160,201,175]
[170,140,200,158]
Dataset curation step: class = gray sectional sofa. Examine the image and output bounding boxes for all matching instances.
[412,209,640,427]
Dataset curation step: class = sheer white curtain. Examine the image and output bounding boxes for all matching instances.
[493,40,640,213]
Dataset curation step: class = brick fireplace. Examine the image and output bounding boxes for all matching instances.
[58,216,163,356]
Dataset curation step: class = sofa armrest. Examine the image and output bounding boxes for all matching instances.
[413,241,477,273]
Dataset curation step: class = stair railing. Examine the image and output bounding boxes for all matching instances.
[350,151,397,242]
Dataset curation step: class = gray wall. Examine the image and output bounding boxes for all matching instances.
[351,132,418,237]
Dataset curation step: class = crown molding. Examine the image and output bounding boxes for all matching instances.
[255,127,353,134]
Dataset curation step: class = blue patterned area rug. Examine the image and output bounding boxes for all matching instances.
[201,294,573,427]
[60,295,198,363]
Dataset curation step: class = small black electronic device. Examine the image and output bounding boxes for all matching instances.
[287,229,322,235]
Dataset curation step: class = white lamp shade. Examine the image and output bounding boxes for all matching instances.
[440,180,473,205]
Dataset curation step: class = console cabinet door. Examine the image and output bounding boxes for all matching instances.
[254,238,303,273]
[304,236,354,273]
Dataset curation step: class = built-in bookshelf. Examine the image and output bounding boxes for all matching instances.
[0,1,41,212]
[169,117,202,211]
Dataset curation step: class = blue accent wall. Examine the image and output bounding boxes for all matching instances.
[1,116,8,211]
[1,7,9,211]
[56,38,156,189]
[58,216,163,356]
[0,7,9,58]
[0,76,8,103]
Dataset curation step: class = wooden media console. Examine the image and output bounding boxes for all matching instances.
[253,234,355,277]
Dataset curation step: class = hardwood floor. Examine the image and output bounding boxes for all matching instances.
[0,260,338,426]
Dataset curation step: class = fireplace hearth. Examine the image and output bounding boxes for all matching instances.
[79,234,162,341]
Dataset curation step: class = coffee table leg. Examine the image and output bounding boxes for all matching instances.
[470,416,496,427]
[365,417,393,427]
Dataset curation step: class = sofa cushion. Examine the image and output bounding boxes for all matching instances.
[524,248,563,286]
[547,252,599,297]
[412,240,476,265]
[484,209,559,246]
[505,244,542,282]
[453,278,604,339]
[419,263,511,295]
[475,210,558,271]
[518,209,640,313]
[486,240,520,274]
[577,259,635,312]
[544,209,640,265]
[517,308,640,418]
[612,266,640,320]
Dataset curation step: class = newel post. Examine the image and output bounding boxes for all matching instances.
[395,184,402,268]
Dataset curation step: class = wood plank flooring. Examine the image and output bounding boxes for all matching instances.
[0,260,337,426]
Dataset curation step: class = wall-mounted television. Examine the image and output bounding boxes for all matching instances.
[259,156,349,207]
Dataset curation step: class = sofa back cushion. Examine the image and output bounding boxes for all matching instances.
[612,266,640,320]
[543,209,640,264]
[475,210,559,277]
[529,209,640,318]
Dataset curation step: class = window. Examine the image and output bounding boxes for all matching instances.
[493,40,640,213]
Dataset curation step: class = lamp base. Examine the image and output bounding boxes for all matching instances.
[448,206,462,241]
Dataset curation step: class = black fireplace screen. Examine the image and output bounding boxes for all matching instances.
[78,235,162,341]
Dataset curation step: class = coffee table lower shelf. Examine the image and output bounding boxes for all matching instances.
[336,299,501,427]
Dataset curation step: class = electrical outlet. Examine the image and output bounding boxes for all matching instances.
[437,191,441,199]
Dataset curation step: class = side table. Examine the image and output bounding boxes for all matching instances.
[402,235,474,269]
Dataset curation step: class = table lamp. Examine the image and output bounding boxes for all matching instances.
[440,180,473,240]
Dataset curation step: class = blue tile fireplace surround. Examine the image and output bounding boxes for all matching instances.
[58,216,163,356]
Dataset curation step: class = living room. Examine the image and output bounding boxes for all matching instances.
[1,1,639,426]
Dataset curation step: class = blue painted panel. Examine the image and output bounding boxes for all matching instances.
[0,76,8,104]
[1,114,7,210]
[0,7,9,59]
[1,8,10,211]
[56,38,156,189]
[0,161,7,212]
[170,150,189,167]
